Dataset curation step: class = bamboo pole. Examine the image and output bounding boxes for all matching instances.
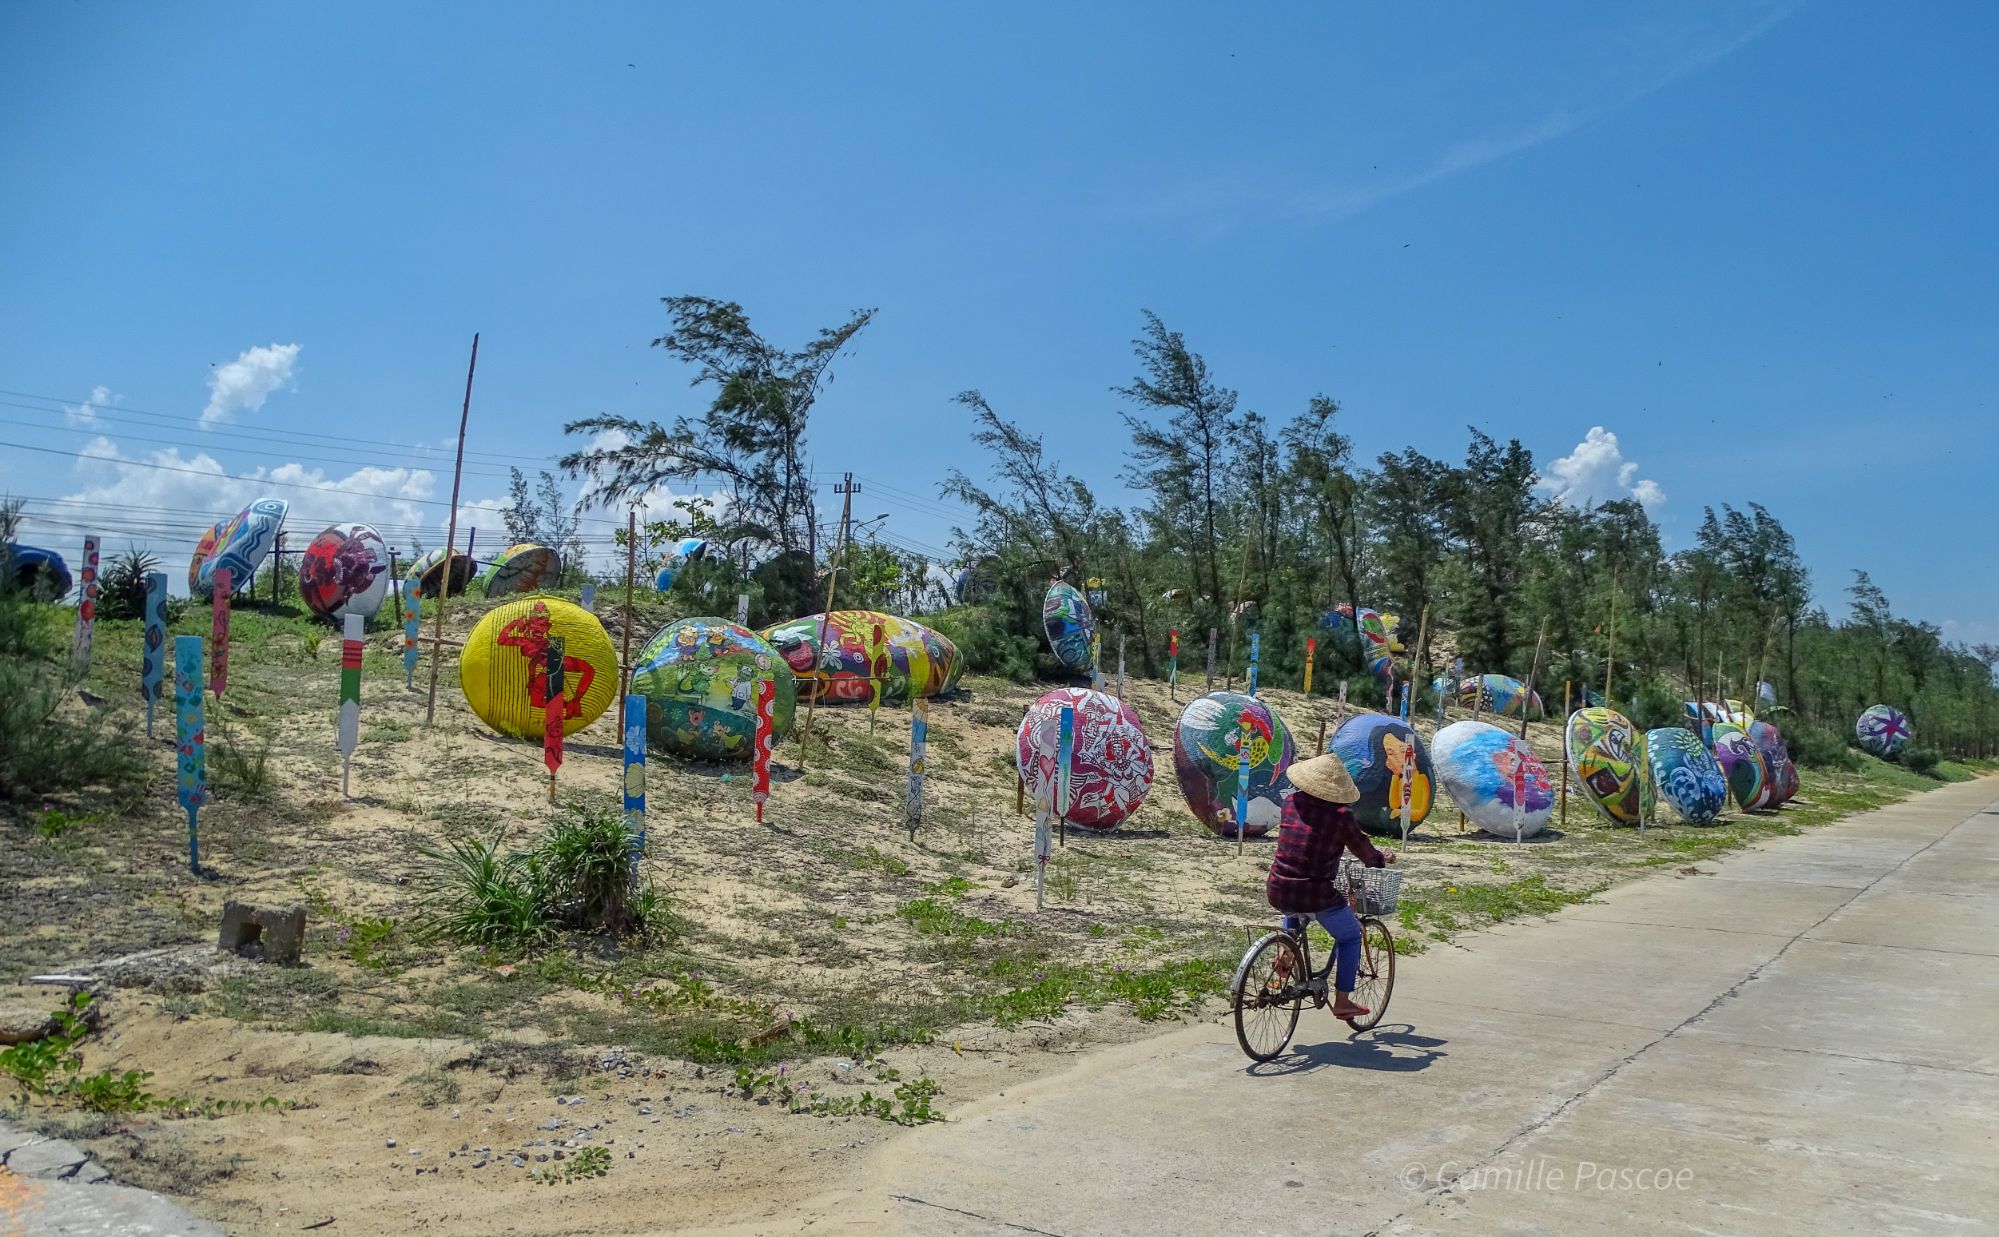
[1604,571,1617,703]
[1411,606,1430,710]
[1521,615,1550,740]
[424,333,478,725]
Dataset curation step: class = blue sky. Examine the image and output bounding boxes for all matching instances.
[1,1,1993,641]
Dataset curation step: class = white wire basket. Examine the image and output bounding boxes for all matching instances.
[1340,860,1404,916]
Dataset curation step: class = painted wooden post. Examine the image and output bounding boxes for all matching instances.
[210,566,232,701]
[906,698,928,842]
[1033,779,1052,912]
[1205,627,1217,688]
[1398,733,1416,845]
[753,678,774,824]
[338,614,363,796]
[174,635,206,874]
[70,534,99,676]
[736,592,750,626]
[624,693,647,870]
[868,620,887,733]
[543,636,565,803]
[1235,709,1253,857]
[1089,632,1103,691]
[1400,679,1412,723]
[401,579,422,689]
[1116,635,1127,699]
[1247,631,1261,697]
[580,582,596,613]
[1303,636,1315,696]
[1511,748,1528,844]
[141,572,166,738]
[1168,628,1179,701]
[1057,702,1075,848]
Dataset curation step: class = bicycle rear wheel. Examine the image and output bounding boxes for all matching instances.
[1232,932,1305,1062]
[1344,917,1396,1032]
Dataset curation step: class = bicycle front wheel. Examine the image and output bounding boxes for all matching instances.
[1345,917,1396,1032]
[1233,932,1305,1062]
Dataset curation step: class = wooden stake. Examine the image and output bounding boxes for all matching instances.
[1521,615,1550,740]
[1411,606,1430,704]
[425,332,478,725]
[1315,718,1327,756]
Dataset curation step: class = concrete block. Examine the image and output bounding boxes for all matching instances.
[216,901,306,964]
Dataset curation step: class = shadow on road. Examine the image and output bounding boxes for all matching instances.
[1248,1024,1448,1077]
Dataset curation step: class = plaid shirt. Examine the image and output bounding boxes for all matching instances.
[1266,795,1386,914]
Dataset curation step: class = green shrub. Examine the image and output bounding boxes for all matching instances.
[1901,747,1942,776]
[926,604,1040,682]
[531,805,646,936]
[412,807,665,952]
[410,832,549,951]
[1785,725,1858,770]
[96,547,162,621]
[1626,679,1684,732]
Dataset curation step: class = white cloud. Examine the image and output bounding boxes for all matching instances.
[65,385,113,426]
[202,343,301,425]
[17,436,518,593]
[1538,426,1666,512]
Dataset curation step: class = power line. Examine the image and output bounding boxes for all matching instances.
[0,386,559,467]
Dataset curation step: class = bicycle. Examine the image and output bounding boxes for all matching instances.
[1231,859,1400,1062]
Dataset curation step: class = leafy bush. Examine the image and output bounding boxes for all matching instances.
[410,833,548,950]
[0,502,149,806]
[1626,679,1684,732]
[531,805,646,936]
[97,546,162,621]
[412,807,665,952]
[926,604,1040,682]
[1901,747,1942,776]
[1785,724,1858,770]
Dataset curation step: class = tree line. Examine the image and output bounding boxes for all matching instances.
[566,297,1999,764]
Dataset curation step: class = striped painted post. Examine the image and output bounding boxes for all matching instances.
[906,697,928,841]
[1236,709,1253,856]
[174,635,206,873]
[543,636,566,802]
[141,572,167,737]
[401,579,422,688]
[623,693,647,872]
[1168,628,1179,700]
[210,566,232,701]
[1057,702,1075,846]
[338,614,363,796]
[1247,631,1261,697]
[70,535,99,676]
[753,678,774,823]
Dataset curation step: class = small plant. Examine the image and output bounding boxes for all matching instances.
[1,994,297,1118]
[536,1144,611,1184]
[96,546,163,621]
[532,805,645,936]
[409,833,548,951]
[210,722,275,800]
[341,918,398,969]
[34,807,91,839]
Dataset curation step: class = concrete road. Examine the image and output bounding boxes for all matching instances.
[785,776,1999,1236]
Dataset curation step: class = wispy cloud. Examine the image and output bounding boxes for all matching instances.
[64,384,114,426]
[1283,1,1802,222]
[1132,1,1804,229]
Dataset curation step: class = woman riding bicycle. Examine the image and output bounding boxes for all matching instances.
[1267,754,1396,1022]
